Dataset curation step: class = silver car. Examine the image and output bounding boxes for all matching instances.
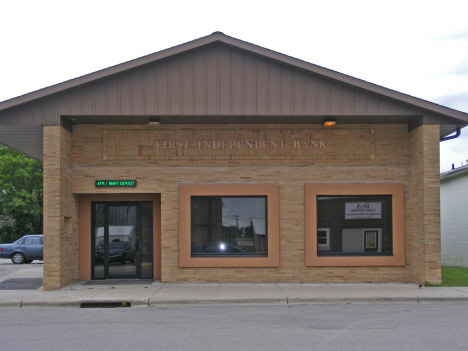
[0,234,43,264]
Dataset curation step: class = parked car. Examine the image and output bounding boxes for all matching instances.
[94,241,136,265]
[0,234,43,264]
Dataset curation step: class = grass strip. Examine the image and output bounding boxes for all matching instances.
[425,267,468,287]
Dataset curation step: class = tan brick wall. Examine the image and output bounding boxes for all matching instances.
[409,125,442,284]
[37,123,441,288]
[43,126,80,290]
[72,124,409,169]
[68,123,426,284]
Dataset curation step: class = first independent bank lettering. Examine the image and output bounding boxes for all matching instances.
[151,139,326,149]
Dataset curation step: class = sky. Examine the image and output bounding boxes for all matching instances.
[0,0,466,172]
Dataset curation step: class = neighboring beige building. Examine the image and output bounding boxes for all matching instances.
[1,32,467,290]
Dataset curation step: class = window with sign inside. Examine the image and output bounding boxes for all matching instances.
[317,195,392,256]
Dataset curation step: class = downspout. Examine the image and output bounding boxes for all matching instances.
[440,126,461,142]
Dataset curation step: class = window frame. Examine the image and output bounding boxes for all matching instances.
[179,184,279,268]
[317,194,393,257]
[305,183,405,267]
[364,229,380,253]
[317,227,330,251]
[190,195,268,257]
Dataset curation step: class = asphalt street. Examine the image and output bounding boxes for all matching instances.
[1,259,468,350]
[1,303,468,351]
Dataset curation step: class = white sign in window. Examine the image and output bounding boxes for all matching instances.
[345,202,382,219]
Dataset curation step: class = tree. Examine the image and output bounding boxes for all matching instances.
[0,145,42,243]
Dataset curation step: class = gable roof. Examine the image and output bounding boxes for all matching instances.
[1,32,467,162]
[0,31,466,122]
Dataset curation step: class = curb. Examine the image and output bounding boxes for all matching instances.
[21,299,83,308]
[0,300,22,308]
[417,296,468,303]
[287,297,418,304]
[148,297,287,306]
[2,296,468,308]
[20,298,151,308]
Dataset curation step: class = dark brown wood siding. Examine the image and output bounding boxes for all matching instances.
[0,43,425,127]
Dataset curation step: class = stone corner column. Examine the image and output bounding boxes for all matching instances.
[409,124,441,285]
[43,126,79,291]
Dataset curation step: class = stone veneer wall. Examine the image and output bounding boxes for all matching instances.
[42,123,442,288]
[409,125,442,284]
[43,126,80,290]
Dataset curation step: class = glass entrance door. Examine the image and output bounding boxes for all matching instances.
[92,202,153,279]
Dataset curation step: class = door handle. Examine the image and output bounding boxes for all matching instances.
[135,242,139,252]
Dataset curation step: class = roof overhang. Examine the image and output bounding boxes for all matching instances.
[441,164,468,181]
[1,32,468,162]
[1,32,468,126]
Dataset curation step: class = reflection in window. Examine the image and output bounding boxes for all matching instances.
[140,202,153,279]
[317,195,392,256]
[191,196,267,257]
[93,203,105,278]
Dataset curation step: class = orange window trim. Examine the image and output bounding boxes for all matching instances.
[304,183,406,267]
[179,183,279,268]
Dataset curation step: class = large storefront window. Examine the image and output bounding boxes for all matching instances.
[316,195,392,256]
[179,184,279,268]
[305,183,405,267]
[191,196,267,257]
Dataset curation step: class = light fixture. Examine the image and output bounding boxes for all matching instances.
[148,117,160,125]
[323,118,336,127]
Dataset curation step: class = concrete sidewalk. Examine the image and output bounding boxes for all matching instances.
[1,264,468,307]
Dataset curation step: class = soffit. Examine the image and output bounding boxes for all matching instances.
[0,126,43,161]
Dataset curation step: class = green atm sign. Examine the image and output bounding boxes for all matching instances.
[95,180,137,187]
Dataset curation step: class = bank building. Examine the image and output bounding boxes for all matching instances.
[1,32,466,290]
